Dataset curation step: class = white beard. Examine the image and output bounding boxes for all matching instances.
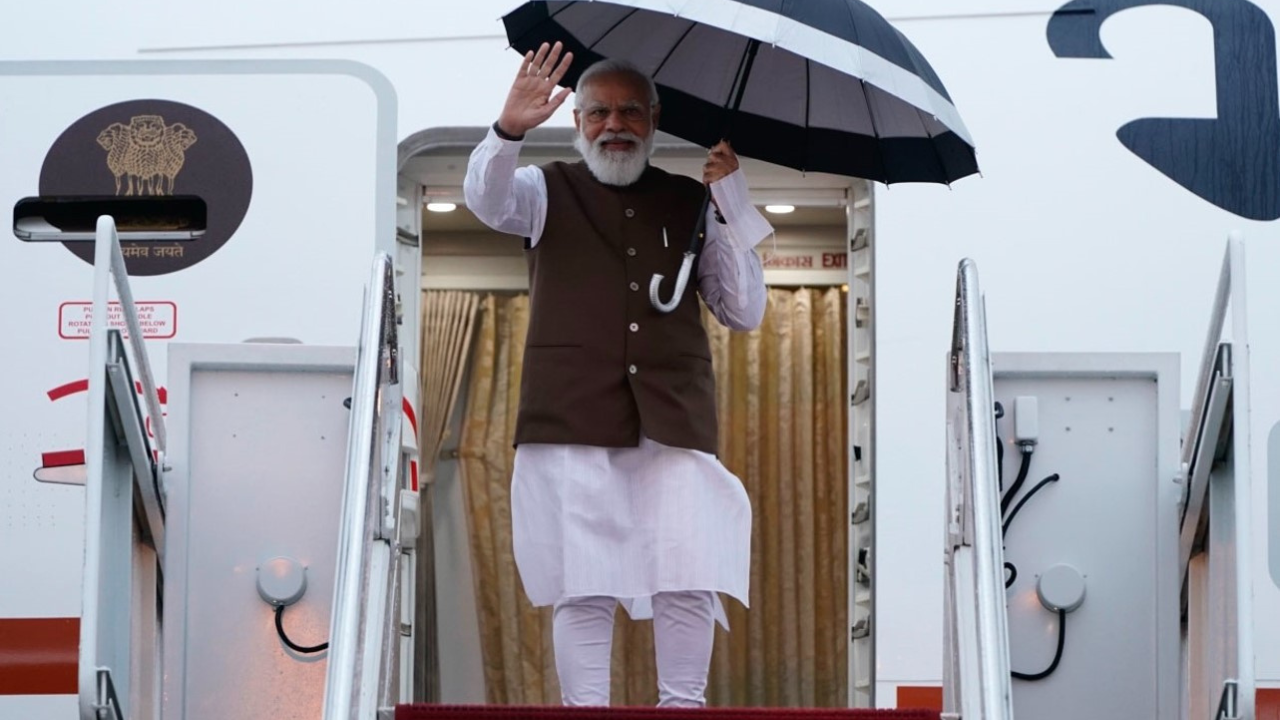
[575,129,654,186]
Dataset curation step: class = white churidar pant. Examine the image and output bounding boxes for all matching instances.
[511,435,752,705]
[553,591,716,707]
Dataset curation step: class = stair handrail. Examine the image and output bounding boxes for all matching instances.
[1180,235,1255,720]
[324,252,404,720]
[79,215,167,720]
[93,215,168,463]
[943,258,1014,720]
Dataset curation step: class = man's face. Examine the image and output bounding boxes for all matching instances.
[573,72,657,146]
[573,72,660,186]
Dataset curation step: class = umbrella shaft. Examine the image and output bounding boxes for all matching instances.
[688,188,711,256]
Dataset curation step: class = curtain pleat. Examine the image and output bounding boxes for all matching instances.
[420,291,481,482]
[795,290,818,707]
[759,298,783,705]
[458,288,848,708]
[744,327,766,707]
[777,290,801,704]
[458,295,503,703]
[823,288,850,707]
[813,290,835,702]
[417,290,482,703]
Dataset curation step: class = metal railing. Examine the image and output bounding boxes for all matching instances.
[1217,680,1241,720]
[92,216,168,463]
[1180,235,1255,720]
[79,216,167,720]
[324,252,406,720]
[942,258,1014,720]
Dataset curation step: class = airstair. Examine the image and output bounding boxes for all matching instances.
[76,213,415,720]
[72,213,1260,719]
[938,244,1260,720]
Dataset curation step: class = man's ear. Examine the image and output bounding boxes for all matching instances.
[573,108,581,133]
[651,103,661,128]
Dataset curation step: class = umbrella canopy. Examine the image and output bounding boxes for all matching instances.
[503,0,978,184]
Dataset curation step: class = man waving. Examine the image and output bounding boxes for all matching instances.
[464,41,773,708]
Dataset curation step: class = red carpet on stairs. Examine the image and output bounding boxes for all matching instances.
[396,706,940,720]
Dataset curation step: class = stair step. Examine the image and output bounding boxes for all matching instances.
[396,705,939,720]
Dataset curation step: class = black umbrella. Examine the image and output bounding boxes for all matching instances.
[502,0,978,307]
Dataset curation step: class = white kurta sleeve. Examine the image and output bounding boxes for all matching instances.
[462,126,550,246]
[697,169,772,331]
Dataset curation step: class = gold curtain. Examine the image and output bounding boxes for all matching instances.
[420,290,482,483]
[416,290,482,702]
[458,288,848,707]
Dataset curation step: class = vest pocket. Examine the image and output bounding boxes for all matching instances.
[678,351,712,363]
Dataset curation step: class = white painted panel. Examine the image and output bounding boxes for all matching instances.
[165,348,353,720]
[0,62,391,628]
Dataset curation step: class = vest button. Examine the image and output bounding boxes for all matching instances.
[629,322,639,332]
[629,282,639,291]
[627,247,637,257]
[628,364,638,375]
[624,208,635,218]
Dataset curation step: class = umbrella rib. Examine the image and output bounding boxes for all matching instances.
[840,0,865,59]
[915,106,952,185]
[834,0,885,183]
[858,81,888,184]
[506,0,577,48]
[546,1,574,21]
[651,18,700,85]
[723,37,747,111]
[730,39,761,113]
[588,6,644,54]
[837,0,890,182]
[723,36,757,114]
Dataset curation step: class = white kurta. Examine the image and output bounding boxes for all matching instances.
[463,127,773,627]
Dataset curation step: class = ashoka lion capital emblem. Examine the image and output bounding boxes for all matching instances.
[96,115,198,196]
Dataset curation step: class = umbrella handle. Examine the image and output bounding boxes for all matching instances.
[649,252,696,313]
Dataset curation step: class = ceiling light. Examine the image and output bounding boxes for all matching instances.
[765,204,795,214]
[426,202,457,213]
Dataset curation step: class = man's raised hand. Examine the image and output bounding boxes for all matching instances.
[497,42,574,139]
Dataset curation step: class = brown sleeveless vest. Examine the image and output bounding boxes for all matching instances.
[512,160,719,454]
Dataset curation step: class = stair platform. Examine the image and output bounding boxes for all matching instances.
[396,706,940,720]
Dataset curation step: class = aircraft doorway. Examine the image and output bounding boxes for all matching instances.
[399,126,866,708]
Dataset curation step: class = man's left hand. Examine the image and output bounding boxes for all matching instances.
[703,141,739,185]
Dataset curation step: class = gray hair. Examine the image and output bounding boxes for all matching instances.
[574,59,660,109]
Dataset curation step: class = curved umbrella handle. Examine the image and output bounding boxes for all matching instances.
[649,252,696,313]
